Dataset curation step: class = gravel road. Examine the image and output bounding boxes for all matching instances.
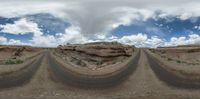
[0,49,199,99]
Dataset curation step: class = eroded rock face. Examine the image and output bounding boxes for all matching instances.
[56,42,135,69]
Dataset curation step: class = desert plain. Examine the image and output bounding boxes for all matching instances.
[0,42,199,99]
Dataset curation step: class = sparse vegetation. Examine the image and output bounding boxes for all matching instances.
[96,61,103,65]
[149,48,200,66]
[0,45,42,65]
[161,50,166,54]
[167,58,173,61]
[5,59,23,64]
[149,49,156,53]
[14,47,25,57]
[176,60,181,63]
[161,55,166,58]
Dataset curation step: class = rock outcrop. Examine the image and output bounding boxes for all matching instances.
[56,42,134,69]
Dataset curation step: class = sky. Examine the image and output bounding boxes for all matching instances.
[0,0,200,47]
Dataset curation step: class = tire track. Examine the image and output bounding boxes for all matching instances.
[0,54,44,88]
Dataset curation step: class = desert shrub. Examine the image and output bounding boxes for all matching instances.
[5,60,15,64]
[161,51,166,54]
[96,61,103,65]
[0,48,4,51]
[176,60,181,63]
[75,60,87,67]
[161,55,166,58]
[58,45,63,48]
[167,58,172,61]
[181,61,186,63]
[80,61,86,67]
[75,60,81,65]
[149,49,156,53]
[192,63,199,65]
[14,48,24,56]
[16,59,23,64]
[5,59,23,64]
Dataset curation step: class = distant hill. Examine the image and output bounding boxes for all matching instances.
[61,41,135,48]
[177,44,200,47]
[157,44,200,48]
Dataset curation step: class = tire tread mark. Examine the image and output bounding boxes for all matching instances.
[0,54,44,88]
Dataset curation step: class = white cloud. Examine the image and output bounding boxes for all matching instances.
[1,0,200,36]
[145,27,161,34]
[0,18,199,48]
[114,33,163,47]
[1,1,200,48]
[0,36,7,44]
[109,8,154,30]
[95,33,200,48]
[145,36,164,48]
[0,36,28,45]
[194,25,200,31]
[118,33,147,47]
[7,39,27,45]
[57,26,88,44]
[0,1,67,18]
[82,33,163,48]
[0,18,42,36]
[0,19,89,47]
[164,34,200,46]
[0,18,55,47]
[31,35,57,47]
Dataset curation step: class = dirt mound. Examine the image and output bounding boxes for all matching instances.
[56,42,134,69]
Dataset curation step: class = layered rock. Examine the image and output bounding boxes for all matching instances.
[56,42,134,69]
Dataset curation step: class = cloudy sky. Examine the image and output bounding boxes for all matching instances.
[0,0,200,47]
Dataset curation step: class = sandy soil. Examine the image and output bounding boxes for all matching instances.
[0,50,199,99]
[147,49,200,76]
[0,46,43,65]
[150,48,200,65]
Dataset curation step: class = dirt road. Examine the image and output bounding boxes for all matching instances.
[0,49,199,99]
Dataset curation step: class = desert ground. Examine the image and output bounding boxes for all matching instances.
[0,43,199,99]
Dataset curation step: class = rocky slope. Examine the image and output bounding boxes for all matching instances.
[56,42,134,69]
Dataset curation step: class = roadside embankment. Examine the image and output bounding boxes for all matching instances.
[0,52,44,88]
[145,49,200,89]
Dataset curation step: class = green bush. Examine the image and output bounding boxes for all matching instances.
[149,49,154,53]
[161,55,166,58]
[176,60,181,63]
[161,51,166,54]
[5,59,23,64]
[167,58,172,61]
[96,61,103,65]
[5,60,16,64]
[16,60,23,64]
